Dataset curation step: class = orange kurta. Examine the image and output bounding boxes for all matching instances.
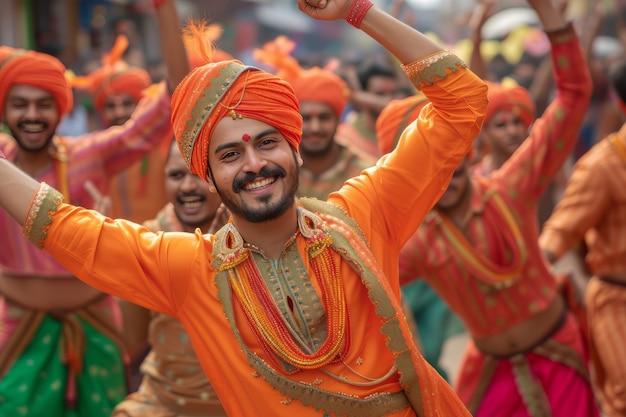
[26,60,487,416]
[540,122,626,417]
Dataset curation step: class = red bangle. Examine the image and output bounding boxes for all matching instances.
[151,0,169,8]
[346,0,374,29]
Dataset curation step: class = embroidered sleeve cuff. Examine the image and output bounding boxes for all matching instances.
[22,182,64,249]
[545,22,576,44]
[401,51,467,89]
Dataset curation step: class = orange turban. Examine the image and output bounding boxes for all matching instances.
[88,64,151,112]
[253,36,349,117]
[291,68,350,118]
[484,81,535,129]
[375,93,429,155]
[0,49,73,117]
[67,35,151,112]
[171,60,302,178]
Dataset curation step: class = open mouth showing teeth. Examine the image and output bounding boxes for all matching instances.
[243,177,276,191]
[22,125,45,133]
[180,197,203,208]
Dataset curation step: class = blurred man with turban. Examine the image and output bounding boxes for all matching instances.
[472,80,536,177]
[0,0,488,415]
[397,1,599,416]
[0,3,189,416]
[254,36,375,200]
[540,57,626,417]
[70,34,170,225]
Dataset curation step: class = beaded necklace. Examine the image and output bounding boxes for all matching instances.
[217,213,350,370]
[437,190,527,289]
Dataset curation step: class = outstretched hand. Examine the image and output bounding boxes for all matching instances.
[297,0,352,21]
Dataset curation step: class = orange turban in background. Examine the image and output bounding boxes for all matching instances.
[375,93,430,155]
[254,36,350,118]
[484,80,535,129]
[290,68,350,118]
[67,35,151,112]
[171,60,302,178]
[0,48,73,117]
[88,65,151,112]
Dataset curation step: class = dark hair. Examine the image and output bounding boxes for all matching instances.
[358,62,396,90]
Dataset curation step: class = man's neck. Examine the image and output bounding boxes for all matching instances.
[232,204,299,260]
[15,148,54,178]
[301,142,343,177]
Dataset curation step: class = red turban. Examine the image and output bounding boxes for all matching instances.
[375,93,429,155]
[171,60,302,178]
[484,81,535,129]
[0,49,73,117]
[88,63,151,112]
[291,68,350,118]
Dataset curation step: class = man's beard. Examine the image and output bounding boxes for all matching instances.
[211,156,300,223]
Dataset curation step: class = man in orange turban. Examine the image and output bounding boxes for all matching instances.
[474,80,536,175]
[70,35,170,225]
[0,0,489,415]
[0,2,190,416]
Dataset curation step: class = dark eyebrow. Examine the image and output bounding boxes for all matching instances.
[214,128,281,154]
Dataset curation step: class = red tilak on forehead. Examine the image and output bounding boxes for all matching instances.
[242,133,251,142]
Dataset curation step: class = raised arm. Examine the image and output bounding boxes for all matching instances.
[154,0,189,91]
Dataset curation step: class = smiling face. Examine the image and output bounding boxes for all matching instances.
[482,109,529,163]
[299,101,338,157]
[206,117,302,223]
[3,84,60,153]
[101,92,138,127]
[165,141,222,233]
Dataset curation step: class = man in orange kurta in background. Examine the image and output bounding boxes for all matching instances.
[540,57,626,417]
[0,0,488,415]
[397,1,598,416]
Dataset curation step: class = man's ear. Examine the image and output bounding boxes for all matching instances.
[206,171,217,193]
[295,150,303,167]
